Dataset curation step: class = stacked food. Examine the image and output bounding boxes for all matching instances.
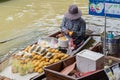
[11,44,69,76]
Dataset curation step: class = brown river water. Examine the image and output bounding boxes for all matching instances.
[0,0,120,56]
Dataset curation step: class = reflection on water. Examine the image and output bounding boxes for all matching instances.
[0,0,120,56]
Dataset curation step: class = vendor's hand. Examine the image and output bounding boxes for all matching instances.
[65,29,73,36]
[69,31,73,36]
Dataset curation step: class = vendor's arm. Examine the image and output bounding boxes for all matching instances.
[61,17,71,38]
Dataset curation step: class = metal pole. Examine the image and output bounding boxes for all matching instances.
[103,0,107,56]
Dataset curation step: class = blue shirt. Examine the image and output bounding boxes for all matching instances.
[61,17,86,39]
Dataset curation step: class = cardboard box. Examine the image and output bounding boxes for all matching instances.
[76,49,104,73]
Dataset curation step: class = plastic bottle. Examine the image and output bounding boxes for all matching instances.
[107,31,114,39]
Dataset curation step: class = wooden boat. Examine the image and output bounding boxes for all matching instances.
[35,43,120,80]
[89,42,103,53]
[30,41,120,80]
[0,31,92,80]
[31,32,120,80]
[39,53,120,80]
[28,31,92,80]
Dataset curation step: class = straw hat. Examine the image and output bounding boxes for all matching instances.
[65,4,82,20]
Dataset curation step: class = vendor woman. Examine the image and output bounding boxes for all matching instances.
[58,4,86,48]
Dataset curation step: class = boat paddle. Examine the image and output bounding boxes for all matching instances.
[0,35,25,44]
[0,31,36,44]
[86,33,101,36]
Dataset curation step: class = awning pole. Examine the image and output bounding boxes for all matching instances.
[103,0,107,56]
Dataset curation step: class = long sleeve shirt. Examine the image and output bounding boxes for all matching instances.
[61,17,86,40]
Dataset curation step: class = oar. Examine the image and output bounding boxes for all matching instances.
[0,35,25,44]
[86,33,101,36]
[0,31,37,44]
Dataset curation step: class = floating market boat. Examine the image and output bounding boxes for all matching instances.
[0,30,92,80]
[30,43,120,80]
[43,55,120,80]
[35,43,120,80]
[30,40,120,80]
